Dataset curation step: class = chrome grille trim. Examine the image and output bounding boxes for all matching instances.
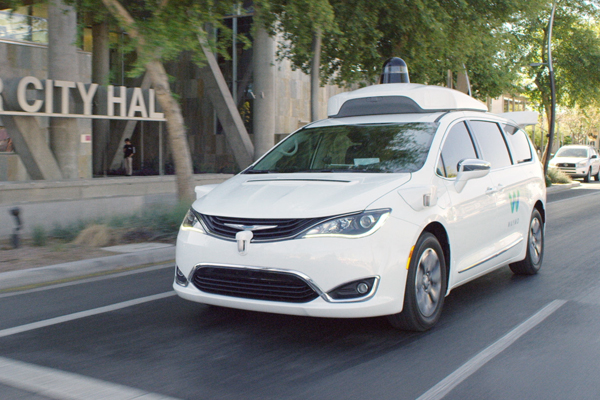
[187,264,380,303]
[196,212,326,242]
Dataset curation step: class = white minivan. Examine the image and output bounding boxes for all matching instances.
[174,73,546,331]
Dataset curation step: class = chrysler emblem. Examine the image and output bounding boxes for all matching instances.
[224,223,278,231]
[226,224,277,255]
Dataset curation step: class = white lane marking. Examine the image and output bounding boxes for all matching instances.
[417,299,567,400]
[0,292,176,338]
[0,264,174,299]
[0,356,182,400]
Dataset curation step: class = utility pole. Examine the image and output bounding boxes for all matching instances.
[543,0,557,177]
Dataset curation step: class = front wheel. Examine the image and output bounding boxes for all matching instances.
[388,233,447,331]
[584,168,591,183]
[509,209,544,275]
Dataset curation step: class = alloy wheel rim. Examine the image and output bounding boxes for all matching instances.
[529,217,543,264]
[415,248,442,317]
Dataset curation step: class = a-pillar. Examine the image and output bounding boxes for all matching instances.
[92,20,111,175]
[48,0,80,179]
[252,26,276,161]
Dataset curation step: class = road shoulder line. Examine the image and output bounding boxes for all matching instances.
[0,292,175,339]
[416,299,567,400]
[0,356,181,400]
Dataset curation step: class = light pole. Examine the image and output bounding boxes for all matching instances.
[530,0,557,178]
[545,0,557,177]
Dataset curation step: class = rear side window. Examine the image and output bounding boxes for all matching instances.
[437,122,478,178]
[469,121,512,169]
[503,124,533,163]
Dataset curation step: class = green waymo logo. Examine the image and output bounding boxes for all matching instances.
[509,191,520,213]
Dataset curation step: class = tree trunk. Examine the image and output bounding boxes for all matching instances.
[310,28,322,122]
[146,60,195,203]
[100,0,195,203]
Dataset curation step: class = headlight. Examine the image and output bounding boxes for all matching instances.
[301,210,390,238]
[578,160,587,167]
[181,208,205,233]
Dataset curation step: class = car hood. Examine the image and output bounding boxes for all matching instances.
[193,173,411,218]
[550,157,586,164]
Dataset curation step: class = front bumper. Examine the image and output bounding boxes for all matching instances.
[174,217,417,318]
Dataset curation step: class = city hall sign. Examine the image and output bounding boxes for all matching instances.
[0,76,165,121]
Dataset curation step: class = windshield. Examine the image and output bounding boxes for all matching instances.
[556,147,588,158]
[246,123,437,174]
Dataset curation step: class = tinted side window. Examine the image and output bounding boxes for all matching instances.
[503,124,533,163]
[437,122,478,178]
[469,121,512,169]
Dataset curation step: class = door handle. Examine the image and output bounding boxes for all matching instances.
[486,186,499,195]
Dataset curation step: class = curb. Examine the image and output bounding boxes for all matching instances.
[0,247,175,291]
[546,181,581,193]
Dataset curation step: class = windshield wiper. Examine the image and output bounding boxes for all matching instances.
[243,169,275,174]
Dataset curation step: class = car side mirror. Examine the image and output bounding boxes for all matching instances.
[455,159,491,193]
[591,155,597,159]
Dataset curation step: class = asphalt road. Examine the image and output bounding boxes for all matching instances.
[2,183,600,400]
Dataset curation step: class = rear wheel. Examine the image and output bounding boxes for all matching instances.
[510,209,544,275]
[388,233,447,331]
[594,168,600,181]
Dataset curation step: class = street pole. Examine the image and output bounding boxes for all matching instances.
[543,0,557,177]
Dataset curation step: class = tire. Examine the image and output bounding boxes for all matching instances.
[584,168,591,183]
[594,167,600,181]
[510,209,544,275]
[388,233,447,331]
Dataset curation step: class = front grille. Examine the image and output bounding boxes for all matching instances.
[198,213,324,241]
[192,267,319,303]
[557,163,575,168]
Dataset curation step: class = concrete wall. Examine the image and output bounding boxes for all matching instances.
[274,57,348,134]
[0,153,30,181]
[0,174,232,239]
[0,40,92,181]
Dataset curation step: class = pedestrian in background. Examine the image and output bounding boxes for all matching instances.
[123,138,135,176]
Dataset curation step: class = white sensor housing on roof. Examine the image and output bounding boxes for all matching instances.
[327,83,488,118]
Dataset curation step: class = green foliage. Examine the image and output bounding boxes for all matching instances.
[547,168,572,185]
[64,0,248,78]
[32,225,47,247]
[258,0,548,99]
[48,202,189,244]
[518,1,600,114]
[51,220,88,242]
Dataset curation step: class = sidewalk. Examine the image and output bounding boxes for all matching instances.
[0,243,175,292]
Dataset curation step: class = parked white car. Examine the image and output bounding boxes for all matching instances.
[549,145,600,182]
[174,73,546,331]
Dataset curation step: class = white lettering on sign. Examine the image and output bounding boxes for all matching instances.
[17,76,43,112]
[54,80,76,114]
[76,83,98,116]
[149,89,164,119]
[0,76,164,121]
[108,85,127,117]
[45,79,53,113]
[128,87,148,118]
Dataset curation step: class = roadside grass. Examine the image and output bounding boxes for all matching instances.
[547,168,572,185]
[42,202,189,247]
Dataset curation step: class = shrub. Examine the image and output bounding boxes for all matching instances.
[547,168,572,185]
[32,225,47,247]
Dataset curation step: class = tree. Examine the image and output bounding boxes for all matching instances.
[260,0,547,103]
[65,0,242,203]
[515,0,600,162]
[256,0,336,121]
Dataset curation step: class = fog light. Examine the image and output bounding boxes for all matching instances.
[328,277,377,300]
[175,266,188,286]
[357,282,370,294]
